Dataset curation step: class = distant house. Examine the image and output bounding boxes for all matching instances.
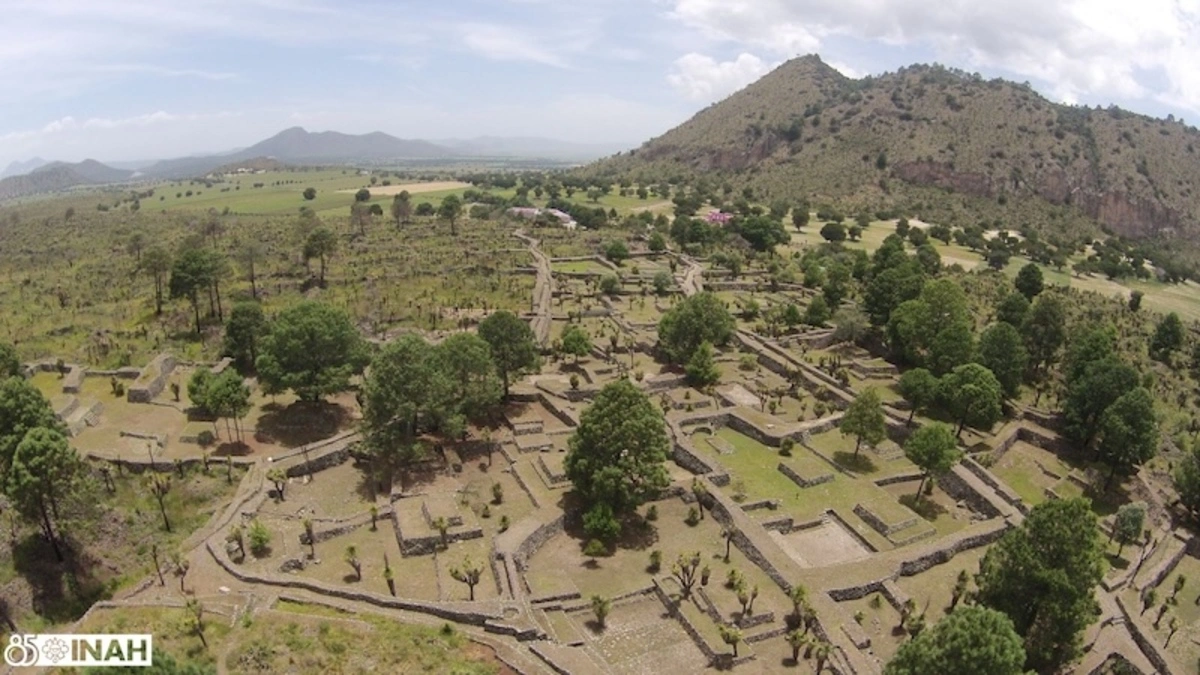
[706,211,734,225]
[507,207,577,230]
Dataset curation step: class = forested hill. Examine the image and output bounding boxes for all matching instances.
[586,55,1200,249]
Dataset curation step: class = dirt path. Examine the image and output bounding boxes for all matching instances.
[514,230,553,346]
[678,254,704,297]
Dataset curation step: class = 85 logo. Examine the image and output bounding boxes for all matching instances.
[4,634,39,666]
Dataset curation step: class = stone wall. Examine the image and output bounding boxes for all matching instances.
[896,521,1010,577]
[1115,594,1177,675]
[652,577,718,664]
[127,352,176,403]
[936,469,1003,519]
[777,462,834,488]
[853,503,917,537]
[513,514,565,569]
[961,456,1029,515]
[304,506,395,544]
[399,526,484,556]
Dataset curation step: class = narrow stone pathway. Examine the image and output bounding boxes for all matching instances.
[514,229,553,346]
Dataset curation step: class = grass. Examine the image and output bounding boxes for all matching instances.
[66,602,503,674]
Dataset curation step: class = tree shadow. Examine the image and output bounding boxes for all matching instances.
[833,451,877,473]
[12,534,110,624]
[899,494,947,521]
[211,441,252,457]
[1106,553,1131,571]
[254,401,349,448]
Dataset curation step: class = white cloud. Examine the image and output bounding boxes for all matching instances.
[460,23,569,68]
[668,52,775,102]
[827,60,864,79]
[665,0,1200,114]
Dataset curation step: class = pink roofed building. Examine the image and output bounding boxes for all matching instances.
[705,211,734,225]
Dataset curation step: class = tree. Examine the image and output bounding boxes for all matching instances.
[657,292,735,364]
[832,306,869,346]
[652,271,672,295]
[438,194,463,236]
[1112,502,1146,558]
[672,551,702,596]
[898,368,939,424]
[207,370,252,443]
[223,302,267,374]
[885,606,1025,675]
[840,388,887,457]
[344,544,362,580]
[903,423,961,499]
[564,379,670,526]
[1096,387,1158,489]
[648,232,666,254]
[887,279,973,374]
[1175,449,1200,524]
[865,260,925,326]
[0,378,61,475]
[354,188,370,202]
[1150,312,1185,362]
[604,240,630,264]
[142,247,172,316]
[247,519,270,556]
[255,302,367,401]
[560,325,592,364]
[995,292,1030,328]
[1063,356,1138,450]
[786,630,809,664]
[804,295,831,326]
[718,624,743,657]
[976,498,1103,672]
[820,222,846,242]
[303,228,337,286]
[169,247,216,334]
[0,343,19,379]
[939,363,1004,437]
[599,275,620,296]
[360,334,450,476]
[440,331,503,419]
[977,323,1028,399]
[5,427,82,561]
[1022,294,1066,378]
[390,191,412,226]
[303,187,316,200]
[591,595,611,629]
[450,557,484,600]
[478,310,540,398]
[685,341,720,387]
[737,215,790,252]
[1014,263,1044,300]
[1129,290,1144,311]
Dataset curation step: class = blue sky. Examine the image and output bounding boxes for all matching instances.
[2,0,1200,167]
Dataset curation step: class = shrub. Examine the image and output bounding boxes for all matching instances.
[685,506,700,526]
[780,438,795,456]
[646,504,658,521]
[247,520,271,557]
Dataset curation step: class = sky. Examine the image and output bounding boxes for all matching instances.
[3,0,1200,168]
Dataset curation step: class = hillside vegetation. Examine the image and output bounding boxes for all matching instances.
[588,55,1200,259]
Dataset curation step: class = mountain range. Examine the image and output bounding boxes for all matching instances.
[0,128,625,199]
[588,55,1200,247]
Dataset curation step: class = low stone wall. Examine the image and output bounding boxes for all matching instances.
[1115,594,1177,675]
[304,506,395,544]
[399,526,484,556]
[1137,534,1190,594]
[205,538,506,627]
[961,456,1028,515]
[127,352,176,403]
[897,521,1010,577]
[826,509,880,553]
[873,472,924,487]
[853,503,917,537]
[840,620,871,649]
[210,357,233,375]
[777,462,834,488]
[652,578,718,664]
[283,445,352,478]
[937,469,1003,519]
[827,579,885,602]
[513,514,565,569]
[740,498,782,512]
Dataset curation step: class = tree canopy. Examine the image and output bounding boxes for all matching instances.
[1150,312,1185,362]
[840,388,887,456]
[685,341,721,388]
[0,377,61,477]
[564,379,670,535]
[0,342,20,379]
[976,498,1104,672]
[939,363,1004,436]
[560,325,592,364]
[657,292,735,364]
[1096,387,1158,488]
[223,302,268,374]
[903,422,961,498]
[1014,263,1044,300]
[255,301,367,401]
[478,310,540,398]
[886,605,1025,675]
[977,322,1028,399]
[887,279,974,374]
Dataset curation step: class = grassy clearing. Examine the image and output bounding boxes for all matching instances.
[65,602,504,674]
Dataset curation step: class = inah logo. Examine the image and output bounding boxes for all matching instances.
[4,634,153,667]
